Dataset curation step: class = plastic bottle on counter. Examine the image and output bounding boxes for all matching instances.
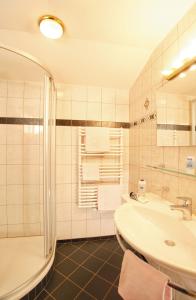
[138,179,146,196]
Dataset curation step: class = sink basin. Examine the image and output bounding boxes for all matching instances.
[114,194,196,296]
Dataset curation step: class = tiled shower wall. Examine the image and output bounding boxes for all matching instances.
[0,80,43,237]
[129,4,196,209]
[55,84,129,240]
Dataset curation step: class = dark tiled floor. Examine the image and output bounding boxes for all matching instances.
[36,237,123,300]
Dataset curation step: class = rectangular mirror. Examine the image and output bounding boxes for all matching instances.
[156,68,196,146]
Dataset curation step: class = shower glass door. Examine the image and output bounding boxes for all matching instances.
[0,46,56,299]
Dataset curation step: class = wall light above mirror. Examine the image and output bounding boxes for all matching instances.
[161,39,196,80]
[162,56,196,81]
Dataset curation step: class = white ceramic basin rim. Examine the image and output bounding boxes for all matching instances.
[114,196,196,277]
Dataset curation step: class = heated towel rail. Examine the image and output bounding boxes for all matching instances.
[116,228,196,299]
[78,127,123,208]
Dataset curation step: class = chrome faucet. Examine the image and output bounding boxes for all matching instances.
[129,192,138,201]
[170,196,192,220]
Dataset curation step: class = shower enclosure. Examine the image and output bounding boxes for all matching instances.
[0,46,56,299]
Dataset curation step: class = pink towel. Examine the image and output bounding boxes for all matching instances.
[118,250,172,300]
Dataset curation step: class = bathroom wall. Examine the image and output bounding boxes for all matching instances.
[0,79,43,237]
[0,80,129,240]
[129,4,196,209]
[55,84,129,240]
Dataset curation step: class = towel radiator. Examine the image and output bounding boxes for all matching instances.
[116,228,196,299]
[78,127,123,208]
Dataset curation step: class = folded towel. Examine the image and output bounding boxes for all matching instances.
[98,185,121,211]
[118,250,172,300]
[82,164,99,181]
[86,127,110,153]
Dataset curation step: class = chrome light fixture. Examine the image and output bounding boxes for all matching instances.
[161,39,196,81]
[162,56,196,81]
[39,15,64,39]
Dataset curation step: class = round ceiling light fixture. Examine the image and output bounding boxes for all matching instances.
[39,15,64,39]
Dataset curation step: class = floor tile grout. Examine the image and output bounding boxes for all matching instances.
[42,238,122,300]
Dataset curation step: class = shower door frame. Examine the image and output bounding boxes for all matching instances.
[43,75,56,257]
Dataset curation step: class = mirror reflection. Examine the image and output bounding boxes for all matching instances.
[156,68,196,146]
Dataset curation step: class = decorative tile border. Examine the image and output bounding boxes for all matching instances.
[130,112,156,128]
[0,117,43,125]
[56,119,130,128]
[157,124,191,131]
[0,117,130,128]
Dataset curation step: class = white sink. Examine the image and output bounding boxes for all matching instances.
[114,194,196,298]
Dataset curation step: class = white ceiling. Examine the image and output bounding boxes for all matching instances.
[0,0,195,87]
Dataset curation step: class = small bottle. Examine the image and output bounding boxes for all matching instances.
[138,179,146,196]
[186,156,195,175]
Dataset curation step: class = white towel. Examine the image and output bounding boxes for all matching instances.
[98,185,121,211]
[82,164,99,181]
[86,127,110,153]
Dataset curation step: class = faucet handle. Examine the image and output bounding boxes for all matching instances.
[176,196,192,205]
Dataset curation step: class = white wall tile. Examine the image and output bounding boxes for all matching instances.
[7,185,23,205]
[8,224,24,237]
[102,103,115,121]
[56,221,72,240]
[116,89,129,104]
[0,80,7,97]
[0,186,6,205]
[86,219,101,237]
[87,102,101,120]
[0,145,6,164]
[23,204,40,223]
[7,81,24,98]
[23,185,40,204]
[56,165,72,184]
[0,225,7,237]
[7,205,23,224]
[24,98,40,118]
[23,165,40,184]
[7,145,23,164]
[56,203,72,221]
[87,87,101,103]
[24,125,41,145]
[56,184,72,203]
[24,223,41,236]
[7,165,23,184]
[0,97,7,117]
[72,86,87,101]
[71,220,86,238]
[7,125,23,144]
[56,127,71,145]
[0,125,6,145]
[24,82,41,99]
[7,98,23,117]
[100,217,115,236]
[56,84,72,101]
[0,206,7,225]
[72,101,87,120]
[56,100,72,119]
[71,202,86,221]
[116,104,129,122]
[0,78,43,237]
[23,145,40,164]
[102,88,115,104]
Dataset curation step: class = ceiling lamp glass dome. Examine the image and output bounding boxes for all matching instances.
[39,15,64,39]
